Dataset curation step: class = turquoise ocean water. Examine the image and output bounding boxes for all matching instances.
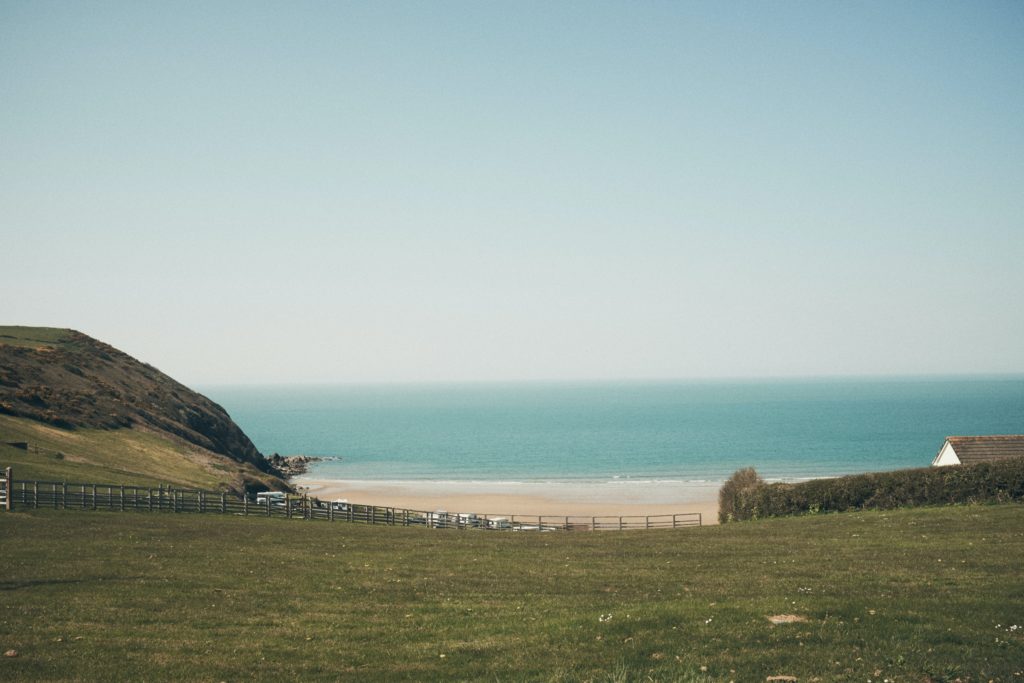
[204,377,1024,485]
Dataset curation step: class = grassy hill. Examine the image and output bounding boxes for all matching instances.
[1,503,1021,681]
[0,415,271,490]
[0,326,287,493]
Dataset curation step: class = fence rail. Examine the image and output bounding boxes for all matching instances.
[0,471,701,531]
[0,467,9,512]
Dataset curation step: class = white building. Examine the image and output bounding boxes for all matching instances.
[932,435,1024,467]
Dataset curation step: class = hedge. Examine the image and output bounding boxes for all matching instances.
[719,457,1024,523]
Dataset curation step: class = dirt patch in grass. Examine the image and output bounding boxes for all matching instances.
[766,614,808,624]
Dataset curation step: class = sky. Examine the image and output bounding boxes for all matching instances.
[2,1,1023,385]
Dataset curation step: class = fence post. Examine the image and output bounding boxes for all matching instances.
[618,516,623,531]
[3,467,10,512]
[243,494,248,516]
[266,497,271,517]
[82,484,87,510]
[645,516,650,530]
[34,481,39,509]
[120,486,125,512]
[221,492,226,514]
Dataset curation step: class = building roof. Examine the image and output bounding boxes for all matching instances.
[943,435,1024,465]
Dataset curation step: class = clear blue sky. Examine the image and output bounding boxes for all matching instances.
[2,1,1022,385]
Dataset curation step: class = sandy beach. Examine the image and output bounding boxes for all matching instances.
[294,478,720,524]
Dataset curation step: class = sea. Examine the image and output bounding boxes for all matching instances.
[203,376,1024,489]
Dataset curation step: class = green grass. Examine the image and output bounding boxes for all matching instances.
[0,326,74,349]
[1,504,1022,681]
[0,415,252,490]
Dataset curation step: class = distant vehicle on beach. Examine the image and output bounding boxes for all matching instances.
[255,491,287,507]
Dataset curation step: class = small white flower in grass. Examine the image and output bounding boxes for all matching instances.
[704,617,713,625]
[599,613,613,623]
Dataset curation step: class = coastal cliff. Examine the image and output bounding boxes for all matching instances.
[0,326,289,492]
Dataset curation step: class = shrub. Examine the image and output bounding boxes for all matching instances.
[720,457,1024,522]
[718,467,765,523]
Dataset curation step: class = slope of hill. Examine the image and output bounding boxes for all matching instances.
[0,326,288,493]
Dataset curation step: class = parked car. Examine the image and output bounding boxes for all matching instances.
[255,491,287,507]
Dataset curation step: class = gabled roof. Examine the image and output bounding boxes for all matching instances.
[942,435,1024,465]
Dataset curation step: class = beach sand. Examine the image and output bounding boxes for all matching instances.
[294,478,720,524]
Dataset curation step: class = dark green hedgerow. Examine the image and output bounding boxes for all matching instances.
[720,457,1024,523]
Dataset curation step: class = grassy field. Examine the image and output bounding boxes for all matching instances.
[0,415,262,490]
[0,326,74,349]
[1,503,1021,681]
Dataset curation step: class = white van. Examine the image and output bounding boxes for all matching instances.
[456,513,479,527]
[256,491,287,507]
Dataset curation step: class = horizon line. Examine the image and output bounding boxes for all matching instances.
[196,371,1024,389]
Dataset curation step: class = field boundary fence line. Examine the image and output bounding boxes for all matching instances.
[0,467,9,512]
[0,468,702,531]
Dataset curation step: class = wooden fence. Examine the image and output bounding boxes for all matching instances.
[0,471,702,531]
[0,467,9,512]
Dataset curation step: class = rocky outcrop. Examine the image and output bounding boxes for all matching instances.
[266,454,326,477]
